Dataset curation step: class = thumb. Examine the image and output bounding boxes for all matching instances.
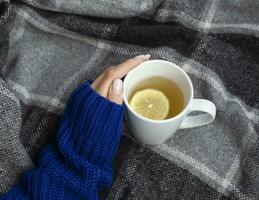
[107,79,124,105]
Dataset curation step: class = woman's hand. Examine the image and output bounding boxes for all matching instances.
[90,54,150,105]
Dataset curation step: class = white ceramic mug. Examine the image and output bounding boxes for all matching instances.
[123,60,216,145]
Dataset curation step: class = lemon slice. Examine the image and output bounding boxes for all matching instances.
[130,89,170,120]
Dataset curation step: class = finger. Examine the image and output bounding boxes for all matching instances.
[90,71,105,89]
[107,79,124,105]
[91,55,149,90]
[113,54,151,78]
[95,54,150,97]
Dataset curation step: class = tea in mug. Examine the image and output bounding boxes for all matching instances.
[129,76,184,120]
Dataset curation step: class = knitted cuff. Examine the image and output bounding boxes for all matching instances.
[60,81,125,167]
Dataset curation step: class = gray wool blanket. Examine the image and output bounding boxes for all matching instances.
[0,0,259,199]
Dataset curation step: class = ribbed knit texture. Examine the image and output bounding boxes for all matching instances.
[0,81,125,200]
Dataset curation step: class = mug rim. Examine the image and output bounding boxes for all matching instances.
[123,59,194,123]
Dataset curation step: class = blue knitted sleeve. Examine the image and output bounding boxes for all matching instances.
[0,81,125,200]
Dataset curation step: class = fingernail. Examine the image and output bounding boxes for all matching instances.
[112,79,123,95]
[134,54,151,60]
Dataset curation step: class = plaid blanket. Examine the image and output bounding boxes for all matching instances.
[1,0,259,199]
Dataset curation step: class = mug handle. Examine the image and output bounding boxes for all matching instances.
[180,99,216,129]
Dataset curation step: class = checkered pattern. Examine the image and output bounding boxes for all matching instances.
[0,0,259,199]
